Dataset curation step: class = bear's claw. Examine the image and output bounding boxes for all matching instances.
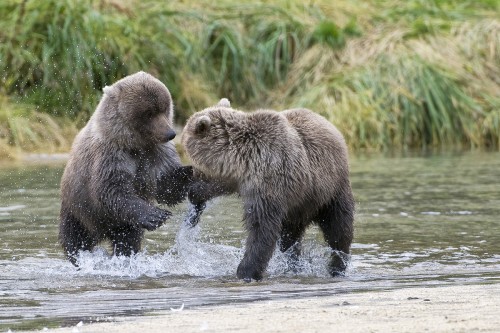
[186,203,206,227]
[140,207,171,231]
[236,262,263,282]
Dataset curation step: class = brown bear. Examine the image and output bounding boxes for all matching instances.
[59,71,193,266]
[182,99,355,281]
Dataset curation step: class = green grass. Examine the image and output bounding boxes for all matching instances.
[0,0,498,155]
[332,55,483,150]
[1,0,126,118]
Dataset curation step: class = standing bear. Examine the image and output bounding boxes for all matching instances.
[59,71,193,266]
[182,99,355,281]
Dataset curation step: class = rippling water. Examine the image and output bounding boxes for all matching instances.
[1,152,499,330]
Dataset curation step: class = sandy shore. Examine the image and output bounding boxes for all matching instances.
[39,283,499,333]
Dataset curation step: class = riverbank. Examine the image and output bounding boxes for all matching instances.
[2,1,499,153]
[38,283,499,333]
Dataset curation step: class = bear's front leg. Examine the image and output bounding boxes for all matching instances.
[93,154,172,231]
[237,197,283,282]
[186,173,237,227]
[98,182,171,231]
[156,166,194,206]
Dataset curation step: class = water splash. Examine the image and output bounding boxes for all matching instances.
[55,211,341,279]
[73,219,243,279]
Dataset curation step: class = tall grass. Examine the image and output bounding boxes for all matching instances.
[331,55,482,150]
[0,95,77,159]
[0,0,498,154]
[0,0,196,119]
[272,17,500,150]
[1,0,127,118]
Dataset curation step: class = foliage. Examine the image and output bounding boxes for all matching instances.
[0,95,77,158]
[0,0,498,154]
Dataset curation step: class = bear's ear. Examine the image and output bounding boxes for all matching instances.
[194,115,211,135]
[103,85,115,96]
[216,98,230,108]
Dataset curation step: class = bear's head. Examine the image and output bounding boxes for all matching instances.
[182,98,244,179]
[96,71,176,148]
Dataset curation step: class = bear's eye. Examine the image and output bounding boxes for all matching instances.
[144,108,155,117]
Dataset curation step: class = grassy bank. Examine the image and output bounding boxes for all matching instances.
[0,96,78,159]
[0,0,498,156]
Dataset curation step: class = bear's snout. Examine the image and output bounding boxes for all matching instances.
[165,129,176,141]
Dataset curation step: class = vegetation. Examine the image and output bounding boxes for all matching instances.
[0,0,498,156]
[0,96,77,159]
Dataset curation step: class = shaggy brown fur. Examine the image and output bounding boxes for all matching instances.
[59,71,192,265]
[182,99,355,281]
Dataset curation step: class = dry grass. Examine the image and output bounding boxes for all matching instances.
[0,96,78,158]
[269,18,500,150]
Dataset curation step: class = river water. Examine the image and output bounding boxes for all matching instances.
[0,152,499,330]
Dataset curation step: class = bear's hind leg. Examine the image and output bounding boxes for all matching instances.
[110,226,144,257]
[315,188,355,276]
[59,213,97,266]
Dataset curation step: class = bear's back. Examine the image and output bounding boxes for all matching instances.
[282,108,350,203]
[282,108,346,152]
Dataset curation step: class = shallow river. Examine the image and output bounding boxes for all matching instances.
[1,152,499,330]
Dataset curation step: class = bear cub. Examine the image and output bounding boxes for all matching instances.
[182,99,355,281]
[59,71,192,265]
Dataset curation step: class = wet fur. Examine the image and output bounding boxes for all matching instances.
[59,72,192,265]
[182,101,355,281]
